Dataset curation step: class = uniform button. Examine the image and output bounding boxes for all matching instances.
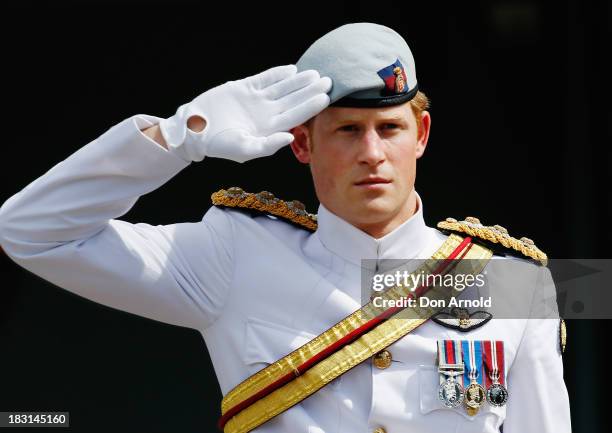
[372,349,392,369]
[373,427,387,433]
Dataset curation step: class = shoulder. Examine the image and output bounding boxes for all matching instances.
[208,186,318,237]
[436,215,548,266]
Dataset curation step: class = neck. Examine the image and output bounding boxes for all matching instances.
[354,190,418,239]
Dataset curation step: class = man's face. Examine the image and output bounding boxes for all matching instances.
[290,102,430,234]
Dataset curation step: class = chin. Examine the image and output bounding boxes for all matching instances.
[349,199,397,223]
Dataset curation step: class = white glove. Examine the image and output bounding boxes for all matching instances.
[159,64,332,163]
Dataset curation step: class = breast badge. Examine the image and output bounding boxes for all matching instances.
[432,307,492,332]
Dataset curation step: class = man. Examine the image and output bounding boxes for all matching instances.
[0,23,570,433]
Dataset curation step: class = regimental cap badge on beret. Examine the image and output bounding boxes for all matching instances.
[378,59,409,95]
[296,22,419,108]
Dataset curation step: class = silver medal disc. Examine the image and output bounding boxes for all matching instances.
[438,379,465,408]
[486,382,509,407]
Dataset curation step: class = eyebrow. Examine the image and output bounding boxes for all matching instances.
[333,114,408,124]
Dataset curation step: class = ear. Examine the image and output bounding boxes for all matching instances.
[415,110,431,159]
[289,124,312,164]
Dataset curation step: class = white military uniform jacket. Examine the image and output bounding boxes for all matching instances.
[0,115,571,433]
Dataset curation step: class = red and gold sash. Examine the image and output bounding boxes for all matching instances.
[218,233,493,433]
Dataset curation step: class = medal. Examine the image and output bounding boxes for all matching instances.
[466,406,480,416]
[484,340,509,407]
[462,340,486,414]
[437,340,465,408]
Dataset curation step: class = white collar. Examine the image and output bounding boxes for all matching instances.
[315,192,435,269]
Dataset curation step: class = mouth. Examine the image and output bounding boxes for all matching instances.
[354,177,392,188]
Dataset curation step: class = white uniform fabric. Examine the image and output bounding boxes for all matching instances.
[0,115,571,433]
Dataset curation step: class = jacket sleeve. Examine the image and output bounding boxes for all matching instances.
[503,266,571,433]
[0,115,234,330]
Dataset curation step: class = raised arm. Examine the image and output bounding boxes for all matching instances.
[0,65,331,330]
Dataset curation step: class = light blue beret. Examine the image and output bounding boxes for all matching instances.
[296,22,418,107]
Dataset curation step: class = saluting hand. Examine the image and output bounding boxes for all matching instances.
[159,65,332,163]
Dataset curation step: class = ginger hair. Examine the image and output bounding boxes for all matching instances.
[304,90,430,139]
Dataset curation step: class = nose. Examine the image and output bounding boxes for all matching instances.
[357,128,386,166]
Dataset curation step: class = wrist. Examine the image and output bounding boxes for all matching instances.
[187,115,207,133]
[141,124,168,149]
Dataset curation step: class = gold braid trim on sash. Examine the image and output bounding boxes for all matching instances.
[221,234,493,433]
[437,216,548,265]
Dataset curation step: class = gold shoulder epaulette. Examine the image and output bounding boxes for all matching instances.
[211,187,318,232]
[437,216,548,265]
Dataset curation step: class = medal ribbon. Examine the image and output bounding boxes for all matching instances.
[438,340,446,363]
[483,340,505,387]
[438,340,464,386]
[462,340,484,386]
[437,340,447,386]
